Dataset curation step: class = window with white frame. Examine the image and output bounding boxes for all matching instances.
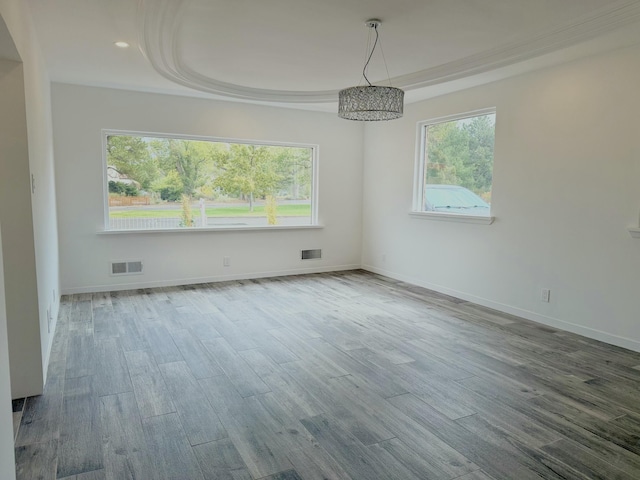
[103,132,317,230]
[414,109,496,217]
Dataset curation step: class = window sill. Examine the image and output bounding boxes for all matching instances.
[409,211,495,225]
[98,224,324,235]
[629,227,640,238]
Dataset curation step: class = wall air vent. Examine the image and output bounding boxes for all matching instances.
[301,249,322,260]
[110,260,143,276]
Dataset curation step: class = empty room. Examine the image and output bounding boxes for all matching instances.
[1,0,640,479]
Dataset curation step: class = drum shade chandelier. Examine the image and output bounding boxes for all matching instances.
[338,19,404,121]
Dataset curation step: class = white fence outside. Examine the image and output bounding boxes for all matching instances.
[109,217,205,230]
[109,215,310,230]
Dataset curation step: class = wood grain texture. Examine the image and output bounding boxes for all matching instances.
[169,328,224,379]
[13,270,640,479]
[114,313,147,352]
[92,306,118,339]
[200,337,271,397]
[541,438,637,480]
[143,324,183,365]
[371,437,471,479]
[59,470,106,480]
[299,414,417,480]
[15,440,58,480]
[280,361,396,446]
[285,446,354,480]
[158,361,227,446]
[454,470,497,480]
[388,393,584,480]
[65,332,95,379]
[260,470,304,480]
[100,392,151,480]
[56,376,103,478]
[94,337,132,397]
[124,349,175,419]
[193,438,251,480]
[330,374,478,477]
[15,315,68,447]
[142,413,204,480]
[16,375,64,446]
[238,349,325,419]
[215,400,294,478]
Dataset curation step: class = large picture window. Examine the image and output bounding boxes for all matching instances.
[415,109,496,218]
[103,132,317,230]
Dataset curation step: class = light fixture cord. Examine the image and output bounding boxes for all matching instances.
[362,24,379,87]
[378,32,393,87]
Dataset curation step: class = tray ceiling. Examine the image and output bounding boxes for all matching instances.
[25,0,640,106]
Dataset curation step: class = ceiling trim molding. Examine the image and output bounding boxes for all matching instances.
[394,1,640,90]
[137,0,337,103]
[138,0,640,104]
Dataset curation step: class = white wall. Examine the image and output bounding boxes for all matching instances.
[0,223,16,478]
[0,0,60,397]
[14,18,60,379]
[52,84,364,293]
[362,43,640,351]
[0,58,43,400]
[0,225,16,480]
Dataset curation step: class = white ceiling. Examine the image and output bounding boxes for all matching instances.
[25,0,640,109]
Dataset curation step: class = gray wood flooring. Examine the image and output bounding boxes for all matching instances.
[13,270,640,479]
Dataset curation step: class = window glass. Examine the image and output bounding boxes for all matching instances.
[417,111,495,217]
[104,133,315,230]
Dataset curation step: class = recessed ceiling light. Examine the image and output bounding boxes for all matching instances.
[114,41,130,48]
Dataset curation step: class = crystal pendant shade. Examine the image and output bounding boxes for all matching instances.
[338,86,404,121]
[338,19,404,121]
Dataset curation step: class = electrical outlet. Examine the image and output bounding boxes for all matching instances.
[223,256,231,267]
[47,307,52,333]
[541,288,551,303]
[381,254,386,263]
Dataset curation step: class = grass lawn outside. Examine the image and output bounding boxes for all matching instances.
[110,203,311,218]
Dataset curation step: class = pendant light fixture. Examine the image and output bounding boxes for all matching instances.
[338,19,404,121]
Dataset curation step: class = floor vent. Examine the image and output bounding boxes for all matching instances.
[301,249,322,260]
[110,260,143,276]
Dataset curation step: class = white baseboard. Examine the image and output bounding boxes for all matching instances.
[61,264,361,295]
[362,264,640,353]
[41,299,60,385]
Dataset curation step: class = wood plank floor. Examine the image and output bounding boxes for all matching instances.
[13,270,640,479]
